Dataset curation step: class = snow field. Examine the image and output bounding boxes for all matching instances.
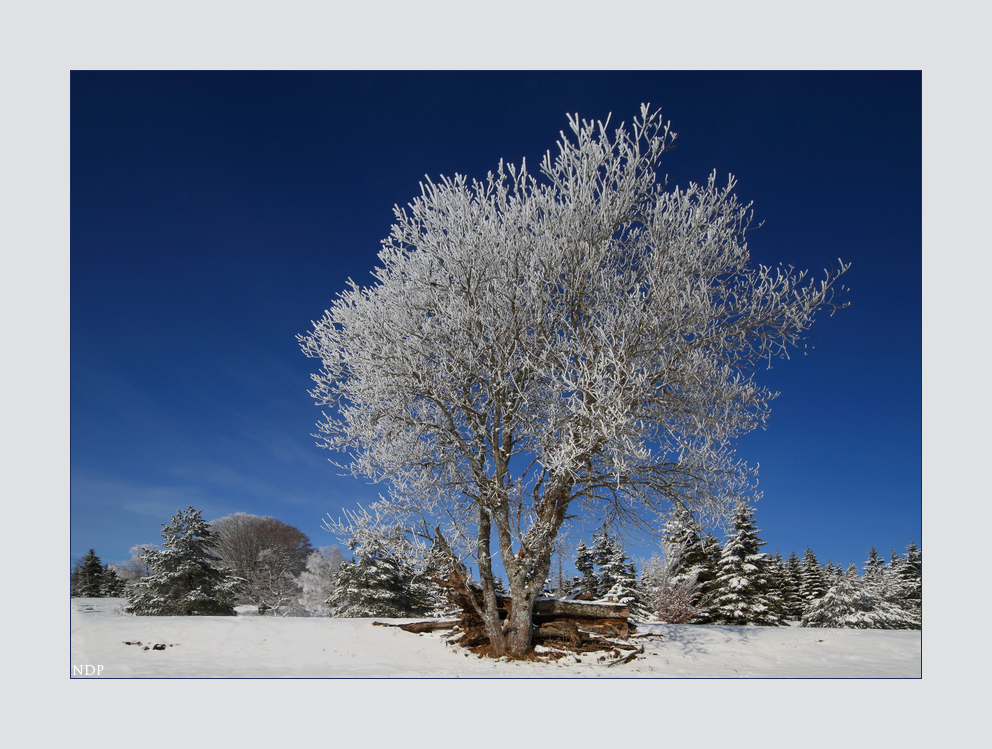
[71,598,920,678]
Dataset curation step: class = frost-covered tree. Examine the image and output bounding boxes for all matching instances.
[709,499,781,626]
[124,506,239,616]
[113,544,160,589]
[300,104,848,656]
[642,549,704,624]
[295,547,343,616]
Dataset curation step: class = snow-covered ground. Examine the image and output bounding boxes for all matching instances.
[71,598,920,678]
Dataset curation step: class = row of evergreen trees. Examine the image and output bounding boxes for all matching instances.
[70,549,128,598]
[74,502,920,630]
[588,501,921,629]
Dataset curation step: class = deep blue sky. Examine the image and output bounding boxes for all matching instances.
[70,71,921,574]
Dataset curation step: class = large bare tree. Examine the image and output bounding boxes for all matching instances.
[210,513,313,614]
[299,105,848,657]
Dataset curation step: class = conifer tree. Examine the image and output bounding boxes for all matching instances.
[894,541,922,620]
[124,506,239,616]
[799,547,829,611]
[863,547,886,581]
[71,549,107,597]
[709,500,781,626]
[573,541,597,596]
[103,565,128,597]
[690,532,723,624]
[543,551,571,598]
[801,565,919,630]
[328,532,440,618]
[778,550,805,620]
[659,505,720,623]
[765,551,793,622]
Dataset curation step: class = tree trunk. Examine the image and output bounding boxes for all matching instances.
[504,589,540,656]
[497,475,574,657]
[476,510,507,655]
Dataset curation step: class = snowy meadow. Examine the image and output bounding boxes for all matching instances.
[71,598,920,678]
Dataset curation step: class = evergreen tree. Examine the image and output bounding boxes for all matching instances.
[709,500,781,626]
[799,547,829,611]
[543,551,571,598]
[660,505,720,623]
[778,550,805,620]
[801,569,919,629]
[894,541,922,621]
[70,549,107,597]
[573,541,597,596]
[863,546,886,581]
[328,532,440,618]
[103,565,128,597]
[765,551,792,622]
[123,506,239,616]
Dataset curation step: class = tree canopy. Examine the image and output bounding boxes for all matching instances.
[301,104,848,656]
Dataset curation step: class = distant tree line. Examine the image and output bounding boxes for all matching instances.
[73,502,920,630]
[70,549,127,598]
[634,500,921,629]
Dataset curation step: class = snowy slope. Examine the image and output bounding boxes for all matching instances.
[70,598,920,678]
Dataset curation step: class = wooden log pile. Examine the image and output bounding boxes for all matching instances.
[424,563,637,655]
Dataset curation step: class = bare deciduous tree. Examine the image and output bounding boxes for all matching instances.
[300,104,848,656]
[210,513,313,614]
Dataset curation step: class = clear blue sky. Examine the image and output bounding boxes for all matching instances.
[70,71,921,574]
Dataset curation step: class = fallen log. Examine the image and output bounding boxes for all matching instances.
[533,598,630,620]
[372,620,459,633]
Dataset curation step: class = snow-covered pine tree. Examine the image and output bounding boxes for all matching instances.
[328,533,439,618]
[657,505,719,623]
[543,551,571,598]
[765,551,793,623]
[777,550,805,621]
[709,499,782,626]
[894,541,922,621]
[102,565,127,597]
[799,547,829,612]
[587,528,647,616]
[573,541,597,596]
[123,506,239,616]
[71,549,107,597]
[690,532,723,623]
[863,547,886,581]
[800,561,919,629]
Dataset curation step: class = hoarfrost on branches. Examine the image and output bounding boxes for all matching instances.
[300,104,848,656]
